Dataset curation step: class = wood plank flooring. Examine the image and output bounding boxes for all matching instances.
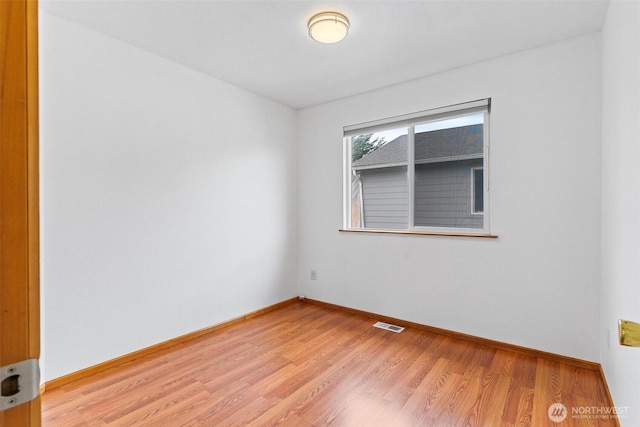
[42,301,617,426]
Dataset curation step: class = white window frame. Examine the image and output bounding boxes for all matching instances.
[343,99,491,235]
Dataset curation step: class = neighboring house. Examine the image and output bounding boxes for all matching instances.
[351,124,484,229]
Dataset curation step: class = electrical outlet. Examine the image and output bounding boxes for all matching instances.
[310,269,317,281]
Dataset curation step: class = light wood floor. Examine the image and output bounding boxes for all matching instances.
[42,301,617,426]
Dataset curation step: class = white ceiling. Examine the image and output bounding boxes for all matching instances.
[40,0,610,109]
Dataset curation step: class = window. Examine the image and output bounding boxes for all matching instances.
[344,99,490,235]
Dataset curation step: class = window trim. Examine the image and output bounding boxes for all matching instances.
[343,99,491,235]
[338,228,498,239]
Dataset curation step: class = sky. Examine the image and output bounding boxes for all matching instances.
[370,112,484,144]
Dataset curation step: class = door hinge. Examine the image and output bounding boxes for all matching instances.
[1,359,40,411]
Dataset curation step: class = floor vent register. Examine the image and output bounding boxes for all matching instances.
[373,321,405,333]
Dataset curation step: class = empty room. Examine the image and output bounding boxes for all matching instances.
[1,0,639,425]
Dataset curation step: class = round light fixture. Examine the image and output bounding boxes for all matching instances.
[308,12,349,44]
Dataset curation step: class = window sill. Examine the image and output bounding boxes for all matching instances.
[339,228,498,239]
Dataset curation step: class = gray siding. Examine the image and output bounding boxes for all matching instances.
[359,160,483,230]
[414,159,483,228]
[360,166,408,229]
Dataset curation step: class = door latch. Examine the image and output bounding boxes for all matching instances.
[0,359,40,411]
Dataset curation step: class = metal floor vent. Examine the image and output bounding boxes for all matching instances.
[373,321,404,333]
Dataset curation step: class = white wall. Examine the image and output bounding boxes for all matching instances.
[298,34,602,361]
[601,1,640,424]
[40,12,298,381]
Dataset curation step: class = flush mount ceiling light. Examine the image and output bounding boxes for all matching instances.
[308,12,350,44]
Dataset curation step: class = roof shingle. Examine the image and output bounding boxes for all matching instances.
[352,124,483,169]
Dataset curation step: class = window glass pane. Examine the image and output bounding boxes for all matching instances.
[351,127,408,229]
[413,114,484,229]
